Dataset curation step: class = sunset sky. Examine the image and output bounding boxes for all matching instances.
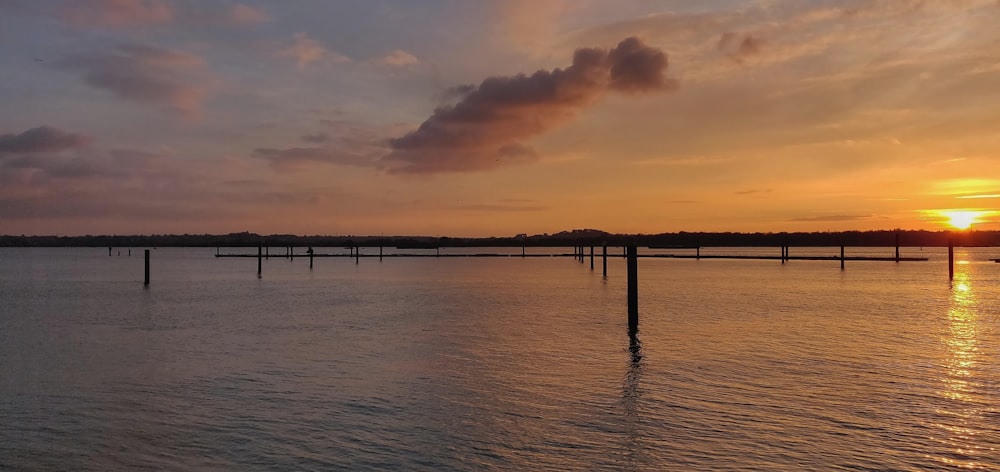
[2,0,1000,236]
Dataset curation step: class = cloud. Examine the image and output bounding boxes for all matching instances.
[373,50,420,67]
[789,214,875,222]
[228,4,269,24]
[60,0,174,28]
[57,42,210,117]
[58,1,270,28]
[300,133,330,144]
[281,33,350,68]
[251,147,375,171]
[384,37,675,173]
[0,126,92,155]
[718,33,762,63]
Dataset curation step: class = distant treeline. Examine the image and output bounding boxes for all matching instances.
[1,229,998,248]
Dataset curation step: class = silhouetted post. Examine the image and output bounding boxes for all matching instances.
[379,246,383,261]
[309,250,314,270]
[216,246,220,256]
[602,243,607,277]
[356,246,360,264]
[780,246,785,264]
[590,246,594,270]
[522,244,525,257]
[895,231,900,263]
[128,249,131,257]
[108,246,112,256]
[265,246,269,259]
[696,247,700,260]
[840,245,845,271]
[627,245,638,333]
[257,245,262,277]
[948,242,954,280]
[144,249,150,286]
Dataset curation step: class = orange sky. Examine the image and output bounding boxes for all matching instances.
[1,0,999,236]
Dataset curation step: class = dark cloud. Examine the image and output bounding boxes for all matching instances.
[56,42,209,116]
[384,36,674,174]
[0,126,92,155]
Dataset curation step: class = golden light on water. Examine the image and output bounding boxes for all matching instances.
[936,261,988,469]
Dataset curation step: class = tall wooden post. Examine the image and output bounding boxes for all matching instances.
[590,246,594,270]
[602,243,608,277]
[257,245,262,277]
[143,249,150,286]
[948,243,954,280]
[627,245,638,333]
[840,245,845,271]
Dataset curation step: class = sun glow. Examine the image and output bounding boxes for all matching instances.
[943,211,982,230]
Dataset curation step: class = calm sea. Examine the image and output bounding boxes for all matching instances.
[1,246,998,470]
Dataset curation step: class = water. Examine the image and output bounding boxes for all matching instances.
[1,247,998,470]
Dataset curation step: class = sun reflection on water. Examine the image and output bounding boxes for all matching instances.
[935,261,988,469]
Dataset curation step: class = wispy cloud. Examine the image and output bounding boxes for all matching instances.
[384,37,676,174]
[372,49,420,67]
[281,33,350,68]
[56,42,210,117]
[59,0,173,28]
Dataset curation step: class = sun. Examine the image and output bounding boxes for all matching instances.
[943,210,981,230]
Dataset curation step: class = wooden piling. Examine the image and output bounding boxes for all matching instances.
[257,245,262,277]
[144,249,150,286]
[108,246,112,256]
[696,247,700,260]
[895,231,900,263]
[590,246,594,270]
[840,245,845,271]
[356,246,360,264]
[379,246,383,261]
[522,245,525,258]
[948,243,954,280]
[781,246,785,264]
[627,245,638,333]
[602,243,607,277]
[309,251,314,269]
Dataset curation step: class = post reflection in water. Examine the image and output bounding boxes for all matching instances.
[937,257,988,469]
[621,330,643,470]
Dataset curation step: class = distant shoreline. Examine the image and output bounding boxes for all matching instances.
[1,229,997,248]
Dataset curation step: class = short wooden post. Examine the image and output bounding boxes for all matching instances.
[522,244,525,257]
[590,246,594,270]
[379,246,383,261]
[780,245,785,264]
[696,247,700,260]
[840,245,845,271]
[602,243,608,277]
[356,246,360,264]
[309,251,314,269]
[108,246,112,256]
[627,245,638,333]
[948,243,954,280]
[257,245,262,277]
[895,231,900,263]
[143,249,150,286]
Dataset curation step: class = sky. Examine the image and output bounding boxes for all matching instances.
[2,0,1000,236]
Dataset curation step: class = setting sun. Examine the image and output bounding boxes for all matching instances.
[943,211,982,230]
